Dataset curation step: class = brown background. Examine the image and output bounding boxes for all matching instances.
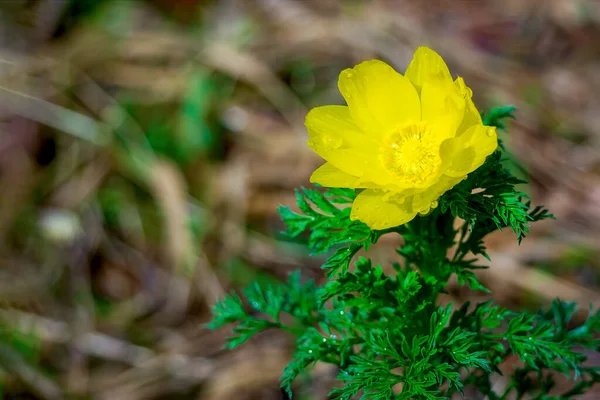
[0,0,599,399]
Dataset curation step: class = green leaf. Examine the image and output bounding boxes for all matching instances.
[206,292,246,329]
[176,69,217,162]
[278,187,380,277]
[482,105,517,131]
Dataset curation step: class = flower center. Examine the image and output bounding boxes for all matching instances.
[380,122,441,186]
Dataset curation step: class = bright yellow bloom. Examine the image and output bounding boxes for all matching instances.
[306,47,498,230]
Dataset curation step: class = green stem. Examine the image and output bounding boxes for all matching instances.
[276,321,307,336]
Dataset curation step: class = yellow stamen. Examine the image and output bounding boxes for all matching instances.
[380,122,441,186]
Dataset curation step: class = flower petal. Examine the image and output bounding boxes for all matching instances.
[310,162,378,188]
[405,47,453,94]
[442,124,498,177]
[350,189,417,229]
[338,60,420,137]
[411,175,463,212]
[306,105,387,180]
[421,80,465,142]
[454,77,482,136]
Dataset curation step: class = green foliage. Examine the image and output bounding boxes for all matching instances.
[208,271,318,348]
[0,327,41,365]
[440,150,554,248]
[482,105,516,133]
[177,69,219,162]
[278,187,384,276]
[113,69,221,167]
[209,107,599,399]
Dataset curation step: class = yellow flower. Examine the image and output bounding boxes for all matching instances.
[306,46,498,230]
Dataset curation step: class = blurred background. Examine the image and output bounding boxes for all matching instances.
[0,0,599,399]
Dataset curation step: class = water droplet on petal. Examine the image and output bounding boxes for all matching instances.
[345,70,354,79]
[430,200,439,209]
[322,134,342,149]
[461,86,473,99]
[486,128,495,137]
